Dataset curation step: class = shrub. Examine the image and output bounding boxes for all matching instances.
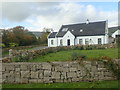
[102,60,120,79]
[0,43,5,48]
[71,52,87,61]
[9,43,19,47]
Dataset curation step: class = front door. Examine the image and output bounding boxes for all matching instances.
[67,39,70,46]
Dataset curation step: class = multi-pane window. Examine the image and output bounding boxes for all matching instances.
[79,39,83,44]
[60,39,63,46]
[85,38,89,45]
[98,38,102,44]
[51,40,53,45]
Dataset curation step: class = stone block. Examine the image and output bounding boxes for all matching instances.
[61,72,67,79]
[21,65,28,71]
[44,70,51,77]
[7,75,15,83]
[21,78,28,83]
[42,63,51,70]
[92,66,97,72]
[15,78,21,83]
[55,66,63,72]
[62,67,69,72]
[21,71,30,78]
[81,70,87,76]
[77,65,84,71]
[67,72,77,78]
[76,71,81,77]
[70,67,77,72]
[39,72,43,79]
[43,77,52,83]
[62,63,69,67]
[2,66,5,71]
[55,79,63,83]
[36,64,42,70]
[14,72,20,78]
[15,68,20,71]
[72,78,80,82]
[29,79,38,83]
[52,72,60,79]
[38,79,44,83]
[31,71,38,79]
[30,64,36,71]
[104,72,113,77]
[5,65,14,71]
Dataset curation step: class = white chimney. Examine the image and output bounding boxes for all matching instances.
[86,19,89,24]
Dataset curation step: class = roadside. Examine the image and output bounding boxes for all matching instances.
[2,45,48,58]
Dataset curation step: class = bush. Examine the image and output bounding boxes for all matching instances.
[9,43,19,47]
[71,52,87,61]
[0,43,6,48]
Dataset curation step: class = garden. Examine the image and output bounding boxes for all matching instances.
[2,44,120,88]
[6,44,118,63]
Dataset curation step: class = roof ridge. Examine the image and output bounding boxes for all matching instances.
[62,20,106,26]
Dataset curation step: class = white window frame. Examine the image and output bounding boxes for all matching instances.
[98,38,102,44]
[60,39,63,46]
[79,39,83,45]
[51,40,54,45]
[85,38,89,45]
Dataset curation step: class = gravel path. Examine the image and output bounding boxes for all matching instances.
[30,46,48,51]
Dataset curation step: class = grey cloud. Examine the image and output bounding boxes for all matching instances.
[2,2,60,22]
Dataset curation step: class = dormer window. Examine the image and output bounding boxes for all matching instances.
[80,29,83,32]
[62,28,68,31]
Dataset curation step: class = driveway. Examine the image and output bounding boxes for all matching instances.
[30,46,48,51]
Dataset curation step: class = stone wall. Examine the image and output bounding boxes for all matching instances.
[2,60,117,84]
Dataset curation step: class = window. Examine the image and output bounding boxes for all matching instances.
[79,39,83,44]
[51,40,53,45]
[60,39,63,46]
[62,28,68,31]
[85,38,89,45]
[98,38,102,44]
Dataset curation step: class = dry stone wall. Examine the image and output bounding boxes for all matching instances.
[2,60,117,84]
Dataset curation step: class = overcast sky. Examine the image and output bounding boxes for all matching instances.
[1,2,118,32]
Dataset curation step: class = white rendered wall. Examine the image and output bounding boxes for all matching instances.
[63,31,75,46]
[112,30,120,38]
[75,35,108,45]
[57,31,75,46]
[48,38,57,47]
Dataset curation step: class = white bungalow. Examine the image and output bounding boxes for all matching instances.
[48,20,109,47]
[108,26,120,43]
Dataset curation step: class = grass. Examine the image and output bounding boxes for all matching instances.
[30,48,118,62]
[2,80,119,88]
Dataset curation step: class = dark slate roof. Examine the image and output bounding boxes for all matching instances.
[56,21,106,37]
[48,32,57,38]
[108,26,119,36]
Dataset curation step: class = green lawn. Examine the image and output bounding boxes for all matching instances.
[30,48,118,62]
[2,80,119,88]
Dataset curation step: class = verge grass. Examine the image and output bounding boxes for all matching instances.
[30,48,118,62]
